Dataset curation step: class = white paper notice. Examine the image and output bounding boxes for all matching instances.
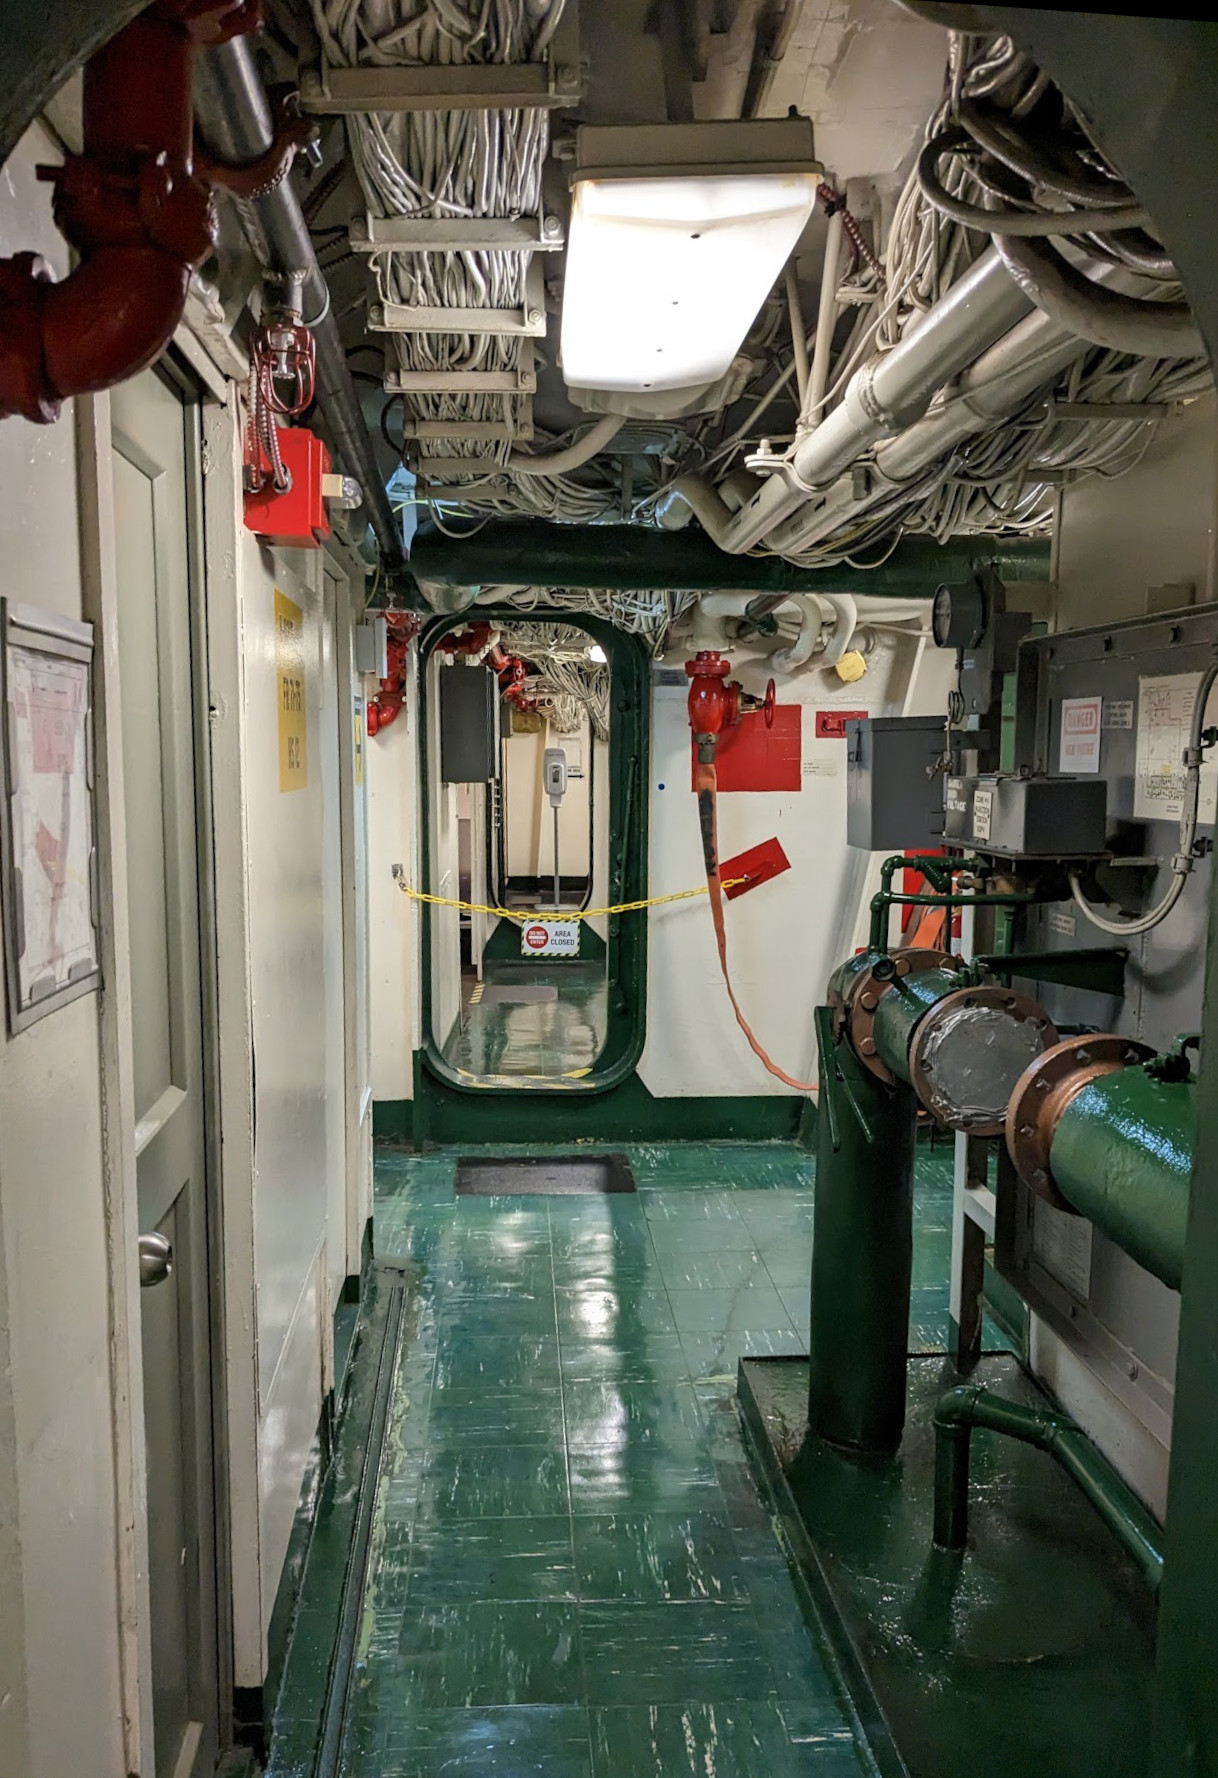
[1034,1199,1094,1300]
[1134,673,1218,823]
[1059,696,1103,773]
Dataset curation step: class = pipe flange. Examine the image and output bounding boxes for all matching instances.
[1006,1034,1155,1209]
[908,985,1058,1136]
[839,948,957,1083]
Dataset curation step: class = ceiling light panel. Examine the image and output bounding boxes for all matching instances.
[560,120,820,397]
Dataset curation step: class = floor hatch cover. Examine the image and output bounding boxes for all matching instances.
[455,1154,636,1195]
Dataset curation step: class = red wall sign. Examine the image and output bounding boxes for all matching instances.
[719,837,791,901]
[691,704,802,793]
[814,709,867,739]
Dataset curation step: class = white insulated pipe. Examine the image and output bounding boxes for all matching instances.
[681,247,1037,557]
[785,260,810,408]
[806,210,844,427]
[692,591,860,675]
[507,413,625,475]
[769,596,827,671]
[813,595,859,669]
[766,307,1090,558]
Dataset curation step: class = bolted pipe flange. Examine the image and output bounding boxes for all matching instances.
[1006,1034,1155,1208]
[908,984,1058,1136]
[831,947,957,1083]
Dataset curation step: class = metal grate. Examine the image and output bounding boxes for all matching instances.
[455,1154,636,1196]
[478,984,558,1005]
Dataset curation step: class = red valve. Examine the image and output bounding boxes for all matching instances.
[366,612,419,735]
[685,650,742,743]
[685,653,777,746]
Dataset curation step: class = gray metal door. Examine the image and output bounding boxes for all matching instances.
[111,367,219,1778]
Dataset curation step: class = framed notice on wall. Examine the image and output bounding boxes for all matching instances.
[276,588,308,792]
[0,599,99,1034]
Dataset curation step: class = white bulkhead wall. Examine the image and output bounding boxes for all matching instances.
[1054,393,1218,630]
[236,538,350,1658]
[640,632,956,1097]
[0,120,127,1778]
[364,622,955,1101]
[1,110,374,1759]
[367,665,420,1103]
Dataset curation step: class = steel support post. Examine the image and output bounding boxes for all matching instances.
[809,1007,917,1453]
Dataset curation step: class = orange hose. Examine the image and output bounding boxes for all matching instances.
[696,756,819,1094]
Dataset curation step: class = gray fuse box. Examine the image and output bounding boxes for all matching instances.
[944,772,1109,857]
[845,716,946,851]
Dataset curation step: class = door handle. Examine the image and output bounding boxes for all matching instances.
[138,1231,174,1288]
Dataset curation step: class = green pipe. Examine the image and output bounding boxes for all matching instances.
[871,967,970,1082]
[1051,1069,1194,1291]
[933,1384,1164,1596]
[809,1010,917,1453]
[868,889,1045,953]
[407,519,1052,596]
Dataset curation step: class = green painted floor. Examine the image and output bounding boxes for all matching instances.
[269,1136,984,1777]
[443,951,609,1086]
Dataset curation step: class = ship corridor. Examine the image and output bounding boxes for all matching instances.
[3,7,1218,1778]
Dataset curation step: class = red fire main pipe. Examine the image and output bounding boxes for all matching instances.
[0,0,257,424]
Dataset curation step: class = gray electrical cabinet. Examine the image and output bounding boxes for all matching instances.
[942,772,1109,857]
[439,663,500,782]
[845,715,946,850]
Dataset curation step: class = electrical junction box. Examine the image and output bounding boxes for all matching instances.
[354,615,388,678]
[845,716,946,850]
[943,773,1109,857]
[243,426,332,548]
[439,663,500,783]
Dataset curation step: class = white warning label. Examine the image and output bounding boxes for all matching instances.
[1134,673,1218,823]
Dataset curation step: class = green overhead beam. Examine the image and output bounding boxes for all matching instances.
[407,519,1052,598]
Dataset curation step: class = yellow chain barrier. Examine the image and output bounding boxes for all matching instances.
[391,866,743,923]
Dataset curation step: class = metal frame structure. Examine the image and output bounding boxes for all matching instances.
[415,608,650,1099]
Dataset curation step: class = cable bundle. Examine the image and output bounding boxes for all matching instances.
[312,0,564,458]
[703,30,1211,568]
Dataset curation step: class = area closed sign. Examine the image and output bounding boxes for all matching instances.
[521,920,580,957]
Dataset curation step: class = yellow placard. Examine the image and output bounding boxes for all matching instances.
[275,589,308,792]
[354,700,365,787]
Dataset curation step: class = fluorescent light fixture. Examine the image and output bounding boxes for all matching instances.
[587,642,607,664]
[560,120,820,396]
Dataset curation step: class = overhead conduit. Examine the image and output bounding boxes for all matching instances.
[193,37,405,568]
[766,304,1093,558]
[505,413,625,476]
[668,246,1036,557]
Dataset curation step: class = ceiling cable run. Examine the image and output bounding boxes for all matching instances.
[194,34,406,565]
[312,0,569,480]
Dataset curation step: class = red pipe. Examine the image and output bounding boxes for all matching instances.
[366,613,419,737]
[0,0,257,424]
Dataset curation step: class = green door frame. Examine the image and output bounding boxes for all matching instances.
[417,609,650,1096]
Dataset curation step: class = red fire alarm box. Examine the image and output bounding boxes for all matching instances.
[244,426,333,548]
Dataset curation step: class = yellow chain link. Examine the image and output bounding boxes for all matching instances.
[392,867,743,923]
